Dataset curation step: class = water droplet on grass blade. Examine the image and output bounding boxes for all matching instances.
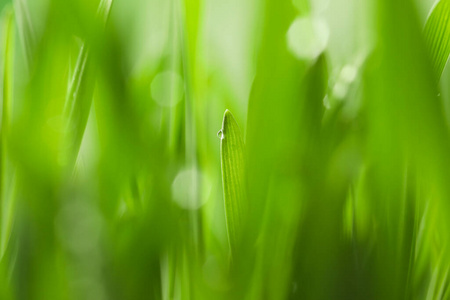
[217,129,224,140]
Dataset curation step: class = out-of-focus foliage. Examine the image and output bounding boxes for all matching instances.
[425,0,450,80]
[0,0,449,299]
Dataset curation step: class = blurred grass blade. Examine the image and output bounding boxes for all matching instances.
[424,0,450,79]
[0,7,15,260]
[436,266,449,299]
[62,0,113,168]
[219,109,246,257]
[97,0,113,24]
[13,0,35,69]
[63,44,92,167]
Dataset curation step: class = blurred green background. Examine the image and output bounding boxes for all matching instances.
[1,0,450,299]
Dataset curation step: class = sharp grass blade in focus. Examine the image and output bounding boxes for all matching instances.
[0,6,15,261]
[219,109,246,257]
[424,0,450,79]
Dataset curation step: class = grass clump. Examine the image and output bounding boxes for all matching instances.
[0,0,450,299]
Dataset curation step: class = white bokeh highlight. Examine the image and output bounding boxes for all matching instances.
[287,16,330,61]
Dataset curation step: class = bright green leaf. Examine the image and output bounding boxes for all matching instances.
[424,0,450,79]
[0,6,15,261]
[62,0,113,169]
[13,0,35,69]
[219,109,246,258]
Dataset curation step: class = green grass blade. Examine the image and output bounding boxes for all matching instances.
[436,266,449,299]
[97,0,113,24]
[13,0,35,70]
[62,0,113,168]
[0,6,15,261]
[219,109,246,257]
[424,0,450,79]
[62,43,93,168]
[1,8,13,134]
